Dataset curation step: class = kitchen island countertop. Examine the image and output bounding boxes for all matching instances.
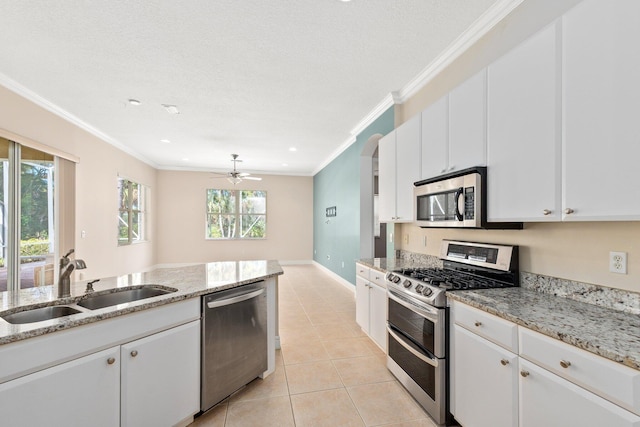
[0,260,283,345]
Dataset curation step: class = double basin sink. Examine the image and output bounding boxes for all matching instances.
[1,286,177,325]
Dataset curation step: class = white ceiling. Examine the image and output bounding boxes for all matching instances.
[0,0,501,176]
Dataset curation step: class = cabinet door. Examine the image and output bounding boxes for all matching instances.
[449,69,487,172]
[487,21,561,222]
[395,115,421,222]
[378,130,396,222]
[453,325,518,427]
[0,347,120,427]
[355,275,370,334]
[421,95,449,179]
[121,321,200,427]
[368,282,388,352]
[562,0,640,220]
[519,359,640,427]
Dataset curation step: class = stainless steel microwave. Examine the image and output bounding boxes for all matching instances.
[414,167,522,229]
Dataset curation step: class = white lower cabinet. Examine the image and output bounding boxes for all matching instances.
[355,263,387,352]
[0,346,121,427]
[121,320,200,427]
[453,325,518,427]
[519,359,640,427]
[451,301,640,427]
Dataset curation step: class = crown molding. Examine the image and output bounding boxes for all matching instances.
[396,0,525,102]
[314,0,524,176]
[0,72,158,168]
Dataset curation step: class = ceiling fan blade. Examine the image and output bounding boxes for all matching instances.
[243,176,262,181]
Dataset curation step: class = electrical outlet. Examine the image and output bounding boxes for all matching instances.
[609,251,627,274]
[341,261,344,268]
[403,234,409,244]
[423,236,427,247]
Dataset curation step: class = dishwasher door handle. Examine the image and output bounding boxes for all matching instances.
[206,288,265,309]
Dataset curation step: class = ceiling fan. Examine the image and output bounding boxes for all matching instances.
[212,154,262,185]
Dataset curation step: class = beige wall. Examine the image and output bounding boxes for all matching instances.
[156,171,313,264]
[394,0,639,293]
[0,85,157,280]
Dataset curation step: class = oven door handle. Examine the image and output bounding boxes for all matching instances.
[387,290,440,324]
[387,326,440,368]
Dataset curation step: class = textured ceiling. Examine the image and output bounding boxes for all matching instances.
[0,0,498,175]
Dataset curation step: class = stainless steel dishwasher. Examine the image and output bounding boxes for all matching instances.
[201,281,268,412]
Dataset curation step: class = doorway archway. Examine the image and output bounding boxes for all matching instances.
[360,133,384,259]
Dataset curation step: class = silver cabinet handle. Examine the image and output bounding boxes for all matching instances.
[560,360,571,369]
[565,208,575,214]
[474,321,482,327]
[130,350,138,358]
[543,209,552,216]
[520,370,530,378]
[107,357,116,365]
[500,359,509,366]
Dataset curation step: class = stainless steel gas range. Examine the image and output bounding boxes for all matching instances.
[385,240,519,426]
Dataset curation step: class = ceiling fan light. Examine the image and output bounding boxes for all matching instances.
[227,176,242,185]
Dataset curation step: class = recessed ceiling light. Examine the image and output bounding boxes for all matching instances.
[289,147,297,152]
[128,99,141,106]
[162,104,180,114]
[160,139,171,144]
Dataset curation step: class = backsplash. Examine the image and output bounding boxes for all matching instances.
[521,272,640,315]
[398,250,640,315]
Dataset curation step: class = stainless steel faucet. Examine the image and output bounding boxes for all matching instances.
[58,249,87,298]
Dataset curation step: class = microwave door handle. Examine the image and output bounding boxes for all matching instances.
[454,187,464,221]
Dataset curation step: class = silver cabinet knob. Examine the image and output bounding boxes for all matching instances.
[500,359,509,366]
[565,208,575,214]
[520,370,530,378]
[107,357,116,365]
[130,350,138,358]
[474,321,482,327]
[543,209,552,216]
[560,360,571,369]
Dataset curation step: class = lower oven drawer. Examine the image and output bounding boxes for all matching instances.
[387,324,446,425]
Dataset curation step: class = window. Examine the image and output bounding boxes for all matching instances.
[0,137,57,291]
[118,178,147,245]
[206,189,266,239]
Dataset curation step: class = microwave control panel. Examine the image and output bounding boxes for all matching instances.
[464,187,475,220]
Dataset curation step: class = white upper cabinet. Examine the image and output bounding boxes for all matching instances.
[562,0,640,221]
[378,130,396,223]
[449,68,487,173]
[379,115,421,223]
[421,95,448,180]
[487,21,562,222]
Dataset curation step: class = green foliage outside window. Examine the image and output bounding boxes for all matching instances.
[206,190,266,239]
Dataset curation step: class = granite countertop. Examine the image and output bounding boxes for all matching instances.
[447,288,640,371]
[359,257,639,371]
[0,260,283,346]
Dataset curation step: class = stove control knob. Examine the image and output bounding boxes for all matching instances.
[392,275,401,284]
[386,273,394,281]
[422,287,433,297]
[403,279,412,288]
[415,284,424,293]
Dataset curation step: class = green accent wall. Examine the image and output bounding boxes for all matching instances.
[313,107,394,285]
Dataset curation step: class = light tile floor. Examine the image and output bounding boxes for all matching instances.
[190,264,437,427]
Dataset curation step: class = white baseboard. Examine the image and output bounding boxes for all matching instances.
[312,261,355,295]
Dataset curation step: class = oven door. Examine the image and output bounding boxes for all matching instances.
[387,324,446,425]
[387,290,445,358]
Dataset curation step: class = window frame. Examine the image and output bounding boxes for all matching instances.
[205,189,267,240]
[117,177,148,246]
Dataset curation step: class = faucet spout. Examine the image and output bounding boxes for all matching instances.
[58,249,86,298]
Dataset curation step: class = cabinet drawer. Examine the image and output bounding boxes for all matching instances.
[520,328,640,416]
[369,269,387,289]
[452,301,518,352]
[356,263,370,280]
